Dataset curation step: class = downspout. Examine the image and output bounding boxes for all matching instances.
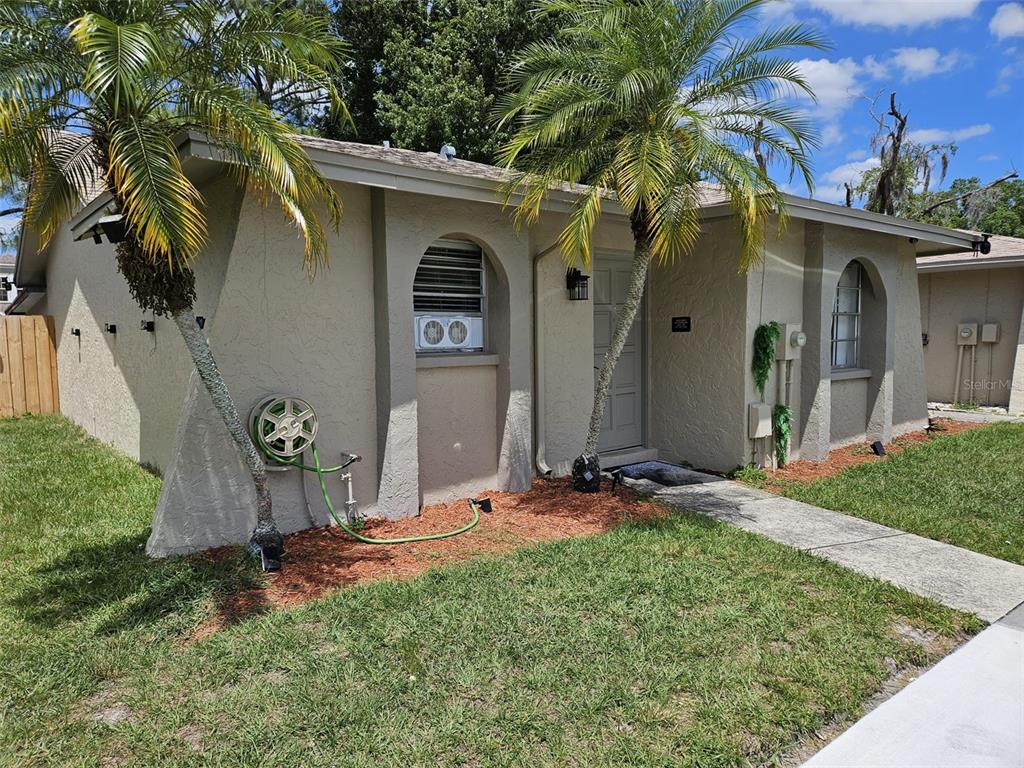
[533,239,561,477]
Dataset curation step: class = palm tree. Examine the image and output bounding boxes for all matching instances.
[0,0,346,555]
[497,0,825,488]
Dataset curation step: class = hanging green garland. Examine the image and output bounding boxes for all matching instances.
[752,321,780,397]
[773,404,792,466]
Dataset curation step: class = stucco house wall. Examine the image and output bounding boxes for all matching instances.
[41,175,242,470]
[532,215,634,474]
[648,217,749,471]
[743,218,806,465]
[919,267,1024,408]
[18,138,977,557]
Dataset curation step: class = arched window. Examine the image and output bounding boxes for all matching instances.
[413,239,485,352]
[831,261,862,369]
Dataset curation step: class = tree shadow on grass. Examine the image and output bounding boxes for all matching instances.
[9,532,267,636]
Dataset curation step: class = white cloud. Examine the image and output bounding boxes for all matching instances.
[990,53,1024,94]
[820,124,845,146]
[978,153,1000,161]
[801,0,981,28]
[907,124,992,143]
[890,47,962,80]
[862,55,890,79]
[821,157,881,188]
[845,148,870,161]
[794,57,866,116]
[0,215,19,232]
[991,3,1024,39]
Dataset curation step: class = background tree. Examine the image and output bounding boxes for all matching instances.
[850,92,956,215]
[902,174,1023,236]
[324,0,554,162]
[0,175,25,252]
[0,0,346,559]
[498,0,824,487]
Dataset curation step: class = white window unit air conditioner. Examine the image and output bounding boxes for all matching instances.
[415,315,484,352]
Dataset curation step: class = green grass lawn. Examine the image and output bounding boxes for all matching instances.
[0,415,980,767]
[780,423,1024,565]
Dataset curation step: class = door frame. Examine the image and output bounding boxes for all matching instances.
[593,249,651,454]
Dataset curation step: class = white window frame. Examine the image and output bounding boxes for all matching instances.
[831,262,862,370]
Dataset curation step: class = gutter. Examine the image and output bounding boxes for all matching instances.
[532,238,562,477]
[917,256,1024,273]
[6,286,45,314]
[775,195,981,253]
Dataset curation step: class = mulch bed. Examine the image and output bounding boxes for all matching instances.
[763,418,985,489]
[192,478,663,640]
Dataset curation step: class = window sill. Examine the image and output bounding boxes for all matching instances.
[416,353,499,369]
[831,367,872,381]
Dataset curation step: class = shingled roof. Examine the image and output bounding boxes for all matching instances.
[917,232,1024,271]
[294,135,732,207]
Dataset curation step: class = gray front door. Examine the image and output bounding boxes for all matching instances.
[593,256,645,453]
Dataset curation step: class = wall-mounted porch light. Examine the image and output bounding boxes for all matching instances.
[140,320,155,333]
[566,267,590,301]
[104,323,117,334]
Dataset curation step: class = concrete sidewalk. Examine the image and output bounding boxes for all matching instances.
[802,604,1024,767]
[623,467,1024,623]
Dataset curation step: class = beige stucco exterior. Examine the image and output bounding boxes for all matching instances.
[919,267,1024,410]
[20,139,975,555]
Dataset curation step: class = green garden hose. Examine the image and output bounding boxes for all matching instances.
[253,428,480,545]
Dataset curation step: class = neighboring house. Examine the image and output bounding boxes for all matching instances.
[0,253,17,313]
[12,134,980,555]
[918,234,1024,414]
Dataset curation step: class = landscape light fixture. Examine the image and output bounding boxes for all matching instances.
[566,267,590,301]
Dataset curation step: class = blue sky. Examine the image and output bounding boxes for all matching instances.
[764,0,1024,202]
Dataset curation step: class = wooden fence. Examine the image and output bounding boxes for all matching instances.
[0,315,60,418]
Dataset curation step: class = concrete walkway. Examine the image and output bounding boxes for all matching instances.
[802,604,1024,767]
[622,466,1024,622]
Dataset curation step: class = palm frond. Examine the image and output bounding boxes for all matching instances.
[107,115,206,265]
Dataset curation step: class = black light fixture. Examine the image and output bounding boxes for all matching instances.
[98,213,127,244]
[566,267,590,301]
[104,323,117,334]
[870,440,886,456]
[140,320,155,333]
[71,327,81,337]
[195,315,206,329]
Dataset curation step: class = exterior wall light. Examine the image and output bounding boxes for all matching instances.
[71,327,81,337]
[98,213,127,244]
[195,316,206,329]
[566,267,590,301]
[140,320,155,333]
[104,323,117,334]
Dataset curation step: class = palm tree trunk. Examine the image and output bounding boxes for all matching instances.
[171,310,282,554]
[574,238,652,487]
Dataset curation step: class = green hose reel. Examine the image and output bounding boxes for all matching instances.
[247,395,482,549]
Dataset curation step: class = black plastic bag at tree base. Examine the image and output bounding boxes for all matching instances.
[572,454,601,493]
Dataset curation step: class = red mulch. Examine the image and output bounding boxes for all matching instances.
[763,418,985,490]
[190,478,663,641]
